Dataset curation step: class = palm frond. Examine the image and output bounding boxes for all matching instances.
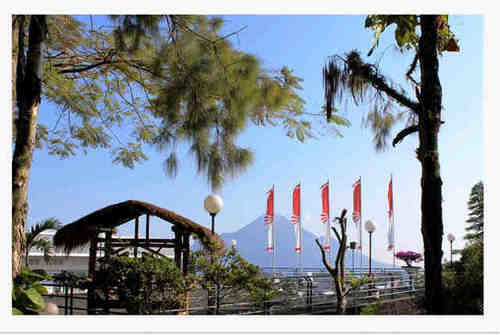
[26,218,61,250]
[30,239,54,264]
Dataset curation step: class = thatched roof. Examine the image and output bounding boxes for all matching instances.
[53,200,224,254]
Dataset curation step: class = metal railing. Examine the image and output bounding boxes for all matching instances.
[42,267,424,315]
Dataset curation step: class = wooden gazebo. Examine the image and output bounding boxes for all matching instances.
[53,200,224,313]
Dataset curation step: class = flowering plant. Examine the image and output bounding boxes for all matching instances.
[395,251,423,267]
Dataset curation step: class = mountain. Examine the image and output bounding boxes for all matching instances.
[219,214,391,270]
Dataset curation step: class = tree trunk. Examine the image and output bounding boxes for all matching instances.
[12,15,47,278]
[417,15,444,314]
[12,15,22,140]
[338,294,348,315]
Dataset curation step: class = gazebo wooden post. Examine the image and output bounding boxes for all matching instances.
[134,216,139,258]
[173,227,182,269]
[182,232,191,315]
[87,232,98,315]
[182,232,190,275]
[104,230,112,258]
[146,214,150,247]
[104,230,112,314]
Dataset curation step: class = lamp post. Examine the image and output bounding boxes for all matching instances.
[204,194,223,234]
[364,220,376,276]
[447,233,455,266]
[349,241,357,271]
[203,194,223,315]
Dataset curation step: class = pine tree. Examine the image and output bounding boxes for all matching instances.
[12,15,348,278]
[464,181,484,242]
[322,15,459,314]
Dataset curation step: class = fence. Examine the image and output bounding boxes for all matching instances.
[42,267,424,315]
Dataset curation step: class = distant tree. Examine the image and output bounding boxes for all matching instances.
[464,181,483,242]
[442,181,484,314]
[24,218,61,267]
[322,15,459,314]
[443,237,483,314]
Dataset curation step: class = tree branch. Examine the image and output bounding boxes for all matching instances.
[366,69,420,113]
[57,60,114,74]
[315,238,335,275]
[392,125,419,147]
[331,226,341,243]
[406,52,419,86]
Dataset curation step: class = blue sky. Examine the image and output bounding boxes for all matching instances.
[24,15,483,266]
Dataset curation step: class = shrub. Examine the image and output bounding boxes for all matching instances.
[95,254,187,314]
[442,241,483,314]
[360,302,382,315]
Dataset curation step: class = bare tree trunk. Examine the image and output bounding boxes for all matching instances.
[12,15,47,278]
[315,209,350,315]
[417,15,444,314]
[338,294,348,315]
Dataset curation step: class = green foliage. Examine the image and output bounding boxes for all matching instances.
[95,254,187,314]
[365,15,458,56]
[323,15,460,152]
[441,181,484,314]
[12,268,51,315]
[52,270,91,289]
[365,15,420,55]
[360,301,382,315]
[191,246,276,309]
[464,181,484,242]
[346,271,375,290]
[15,15,344,191]
[323,50,408,151]
[442,241,483,314]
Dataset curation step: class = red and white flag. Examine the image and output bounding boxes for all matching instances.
[265,186,274,252]
[320,181,331,251]
[353,178,362,250]
[291,184,302,253]
[387,176,395,250]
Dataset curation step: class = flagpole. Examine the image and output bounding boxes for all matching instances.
[360,176,363,270]
[392,174,396,268]
[272,185,275,275]
[330,178,334,266]
[299,181,303,274]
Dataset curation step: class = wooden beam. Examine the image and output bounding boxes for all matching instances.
[97,237,176,244]
[109,241,176,249]
[141,246,169,258]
